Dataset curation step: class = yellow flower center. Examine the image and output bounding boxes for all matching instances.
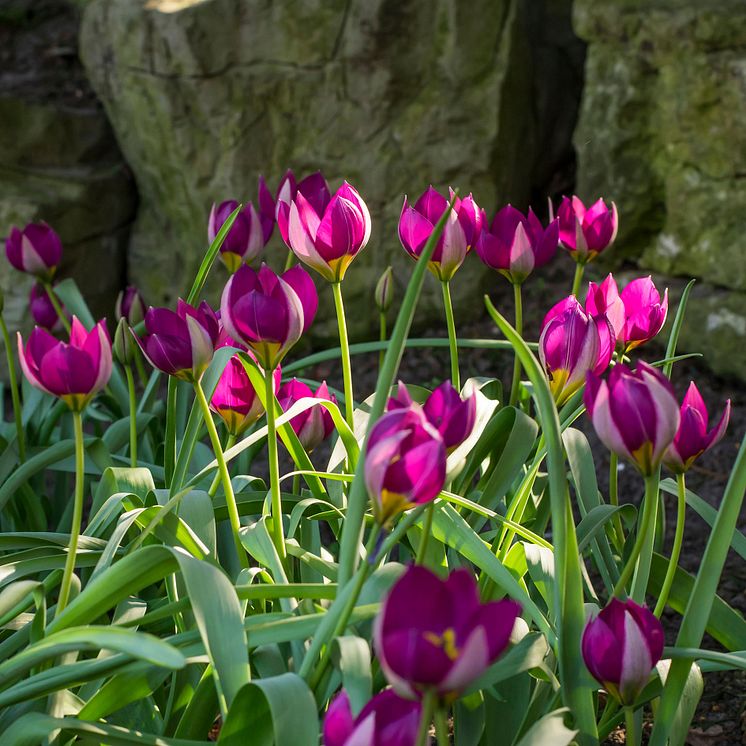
[423,627,460,661]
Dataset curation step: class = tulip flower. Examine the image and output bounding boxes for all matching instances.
[277,378,336,453]
[17,316,112,412]
[210,351,281,437]
[539,297,614,405]
[388,380,476,453]
[375,266,394,313]
[557,196,618,263]
[276,170,331,246]
[584,274,625,341]
[374,565,521,700]
[323,689,421,746]
[286,181,371,283]
[135,299,219,382]
[582,598,664,706]
[475,204,559,285]
[365,406,446,524]
[115,285,146,327]
[5,221,63,281]
[618,276,668,352]
[398,186,484,281]
[585,362,680,476]
[663,382,730,474]
[29,284,61,331]
[208,180,275,272]
[220,263,317,371]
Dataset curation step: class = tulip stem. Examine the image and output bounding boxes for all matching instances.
[263,365,287,564]
[208,433,236,498]
[58,410,85,614]
[624,706,640,746]
[332,282,355,428]
[415,502,436,566]
[571,262,585,298]
[509,282,523,406]
[43,281,71,334]
[434,706,449,746]
[609,454,626,549]
[193,381,249,570]
[283,250,295,272]
[613,474,659,599]
[416,690,436,746]
[378,311,387,371]
[125,365,137,468]
[441,280,459,391]
[0,315,25,463]
[653,473,687,617]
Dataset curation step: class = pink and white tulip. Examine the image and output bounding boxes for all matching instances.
[557,196,618,263]
[277,378,336,452]
[5,222,63,281]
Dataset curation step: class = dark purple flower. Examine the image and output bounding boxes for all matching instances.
[277,378,336,452]
[5,222,63,281]
[115,285,146,327]
[29,284,60,331]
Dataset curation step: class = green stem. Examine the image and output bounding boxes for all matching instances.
[43,282,71,334]
[292,473,301,497]
[134,346,148,388]
[415,502,436,565]
[0,315,25,462]
[208,433,236,498]
[57,411,85,613]
[613,474,659,598]
[654,473,687,617]
[332,282,355,428]
[441,280,459,391]
[193,381,249,570]
[571,262,585,298]
[625,706,639,746]
[609,454,625,549]
[509,282,523,406]
[416,690,436,746]
[434,706,449,746]
[125,365,137,468]
[164,379,177,484]
[263,366,286,563]
[378,311,387,371]
[631,470,660,603]
[283,250,295,271]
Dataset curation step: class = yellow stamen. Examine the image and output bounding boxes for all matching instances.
[423,627,460,661]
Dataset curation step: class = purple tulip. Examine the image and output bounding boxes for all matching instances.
[29,284,61,331]
[618,276,668,352]
[323,689,421,746]
[276,170,332,246]
[582,598,664,706]
[5,222,63,281]
[365,406,446,524]
[557,196,618,263]
[475,204,559,284]
[585,362,680,476]
[388,380,476,453]
[208,183,275,273]
[277,378,336,452]
[136,300,219,382]
[17,317,112,411]
[220,263,318,370]
[399,186,484,281]
[663,382,730,474]
[210,350,281,436]
[115,285,146,327]
[539,297,614,405]
[374,565,521,699]
[585,274,625,342]
[287,181,371,282]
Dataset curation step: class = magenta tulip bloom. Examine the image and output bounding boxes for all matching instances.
[136,300,219,382]
[210,350,281,437]
[475,204,559,284]
[388,380,476,453]
[208,179,275,273]
[399,186,484,281]
[365,406,446,524]
[29,284,61,331]
[323,689,421,746]
[618,276,668,352]
[663,382,730,474]
[585,274,625,341]
[585,362,680,476]
[557,196,618,263]
[287,181,371,282]
[18,317,112,411]
[582,598,664,706]
[539,297,614,405]
[5,222,63,281]
[220,263,317,370]
[276,170,331,246]
[374,566,521,700]
[115,285,146,327]
[277,378,336,452]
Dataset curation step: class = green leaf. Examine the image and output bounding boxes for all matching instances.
[655,659,703,746]
[514,708,577,746]
[663,278,695,378]
[331,636,372,715]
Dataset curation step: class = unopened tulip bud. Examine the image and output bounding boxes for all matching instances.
[113,317,136,365]
[5,222,63,281]
[375,266,394,312]
[115,285,146,327]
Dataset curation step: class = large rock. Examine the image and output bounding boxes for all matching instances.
[79,0,583,337]
[574,0,746,378]
[0,1,136,336]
